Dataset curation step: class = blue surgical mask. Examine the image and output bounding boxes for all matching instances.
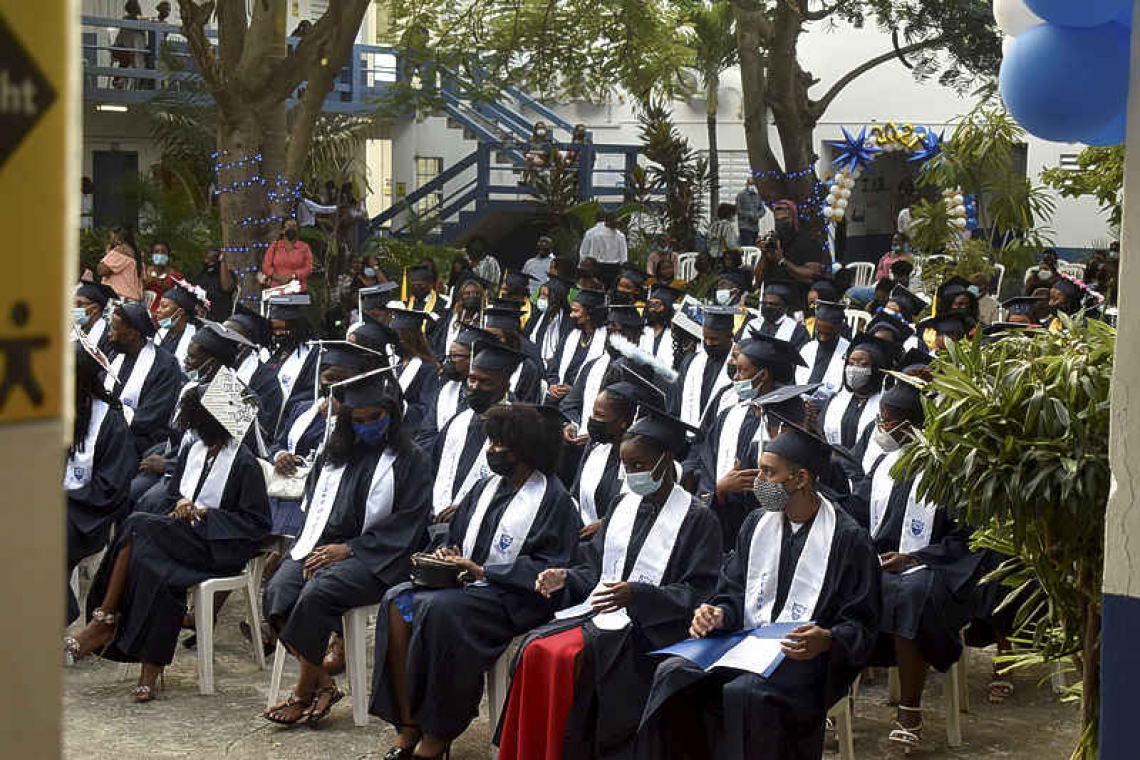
[715,289,734,306]
[626,453,666,496]
[152,253,169,266]
[353,416,390,447]
[536,297,549,313]
[158,315,175,330]
[363,267,377,278]
[73,307,91,327]
[734,378,758,402]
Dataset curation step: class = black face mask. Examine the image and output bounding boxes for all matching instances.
[646,309,670,326]
[761,305,784,324]
[775,220,794,237]
[461,295,482,312]
[284,228,298,241]
[705,342,730,361]
[465,385,500,414]
[587,416,616,444]
[272,332,294,354]
[486,448,517,477]
[441,361,465,383]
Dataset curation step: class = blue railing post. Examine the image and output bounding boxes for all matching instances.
[476,143,491,212]
[578,143,595,202]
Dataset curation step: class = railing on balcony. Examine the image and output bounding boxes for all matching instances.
[81,15,399,111]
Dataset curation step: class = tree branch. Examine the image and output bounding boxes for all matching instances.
[809,35,948,118]
[802,1,840,22]
[176,0,235,113]
[215,0,247,79]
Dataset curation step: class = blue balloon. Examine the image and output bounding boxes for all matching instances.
[1000,23,1131,142]
[966,218,979,231]
[1025,0,1129,27]
[1085,109,1127,145]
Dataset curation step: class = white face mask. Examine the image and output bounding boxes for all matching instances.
[626,453,666,496]
[734,378,758,402]
[73,307,91,327]
[715,289,734,306]
[845,364,873,392]
[872,420,905,452]
[536,297,549,313]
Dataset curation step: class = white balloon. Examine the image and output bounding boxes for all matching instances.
[953,194,965,205]
[953,217,968,229]
[833,209,846,220]
[844,176,856,188]
[954,204,967,215]
[839,188,851,199]
[822,207,835,218]
[993,0,1044,38]
[829,184,840,195]
[853,168,863,179]
[835,197,849,209]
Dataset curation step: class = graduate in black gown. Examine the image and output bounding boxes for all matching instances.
[387,306,442,449]
[841,379,988,751]
[369,404,580,758]
[819,332,899,454]
[671,305,736,428]
[754,281,811,350]
[430,273,489,360]
[263,369,432,727]
[404,264,451,342]
[104,302,184,458]
[66,342,136,625]
[639,283,684,369]
[547,288,608,400]
[263,294,319,433]
[497,404,722,760]
[152,283,202,365]
[65,384,270,702]
[73,280,118,354]
[637,419,880,760]
[484,304,544,403]
[526,275,573,366]
[795,301,850,396]
[560,305,645,429]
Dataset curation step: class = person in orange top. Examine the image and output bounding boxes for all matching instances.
[143,241,183,313]
[261,218,314,291]
[98,225,143,302]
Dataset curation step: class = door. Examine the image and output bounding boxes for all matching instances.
[92,150,138,230]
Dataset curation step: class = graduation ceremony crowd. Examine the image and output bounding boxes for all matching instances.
[63,201,1109,760]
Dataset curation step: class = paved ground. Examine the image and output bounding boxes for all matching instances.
[64,602,1081,759]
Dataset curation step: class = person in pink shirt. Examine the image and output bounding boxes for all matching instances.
[98,225,144,302]
[876,233,914,280]
[261,218,314,291]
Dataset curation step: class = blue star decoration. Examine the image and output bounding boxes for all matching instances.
[909,127,944,164]
[829,126,881,174]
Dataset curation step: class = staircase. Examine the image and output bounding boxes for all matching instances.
[370,73,642,247]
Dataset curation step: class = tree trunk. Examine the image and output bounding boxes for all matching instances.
[1081,594,1100,756]
[706,74,720,219]
[216,113,267,303]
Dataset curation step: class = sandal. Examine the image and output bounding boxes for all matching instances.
[132,667,164,703]
[64,609,117,664]
[304,683,344,727]
[384,723,423,760]
[989,679,1015,704]
[264,692,314,725]
[887,706,923,752]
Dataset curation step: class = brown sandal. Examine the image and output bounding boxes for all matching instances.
[64,608,117,664]
[304,683,344,727]
[264,692,314,725]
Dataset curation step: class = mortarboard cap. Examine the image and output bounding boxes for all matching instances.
[75,281,118,307]
[359,282,399,308]
[617,266,648,290]
[716,268,753,292]
[161,284,201,312]
[916,310,975,337]
[866,313,916,343]
[849,332,902,368]
[761,280,796,303]
[606,304,646,330]
[543,273,573,297]
[628,402,700,458]
[1002,295,1046,316]
[455,271,496,293]
[470,340,527,373]
[267,293,312,322]
[191,320,252,367]
[701,304,738,332]
[484,306,525,331]
[387,306,435,331]
[808,279,839,302]
[335,365,402,409]
[983,322,1034,337]
[739,330,808,369]
[407,265,434,282]
[888,285,928,320]
[228,303,273,348]
[116,302,157,339]
[1052,277,1083,299]
[896,348,931,371]
[320,340,385,372]
[937,275,976,303]
[880,381,924,425]
[350,315,397,353]
[813,300,846,326]
[753,382,821,424]
[199,366,260,440]
[455,322,500,347]
[648,283,684,307]
[502,269,532,293]
[573,288,607,310]
[762,412,832,476]
[608,364,667,408]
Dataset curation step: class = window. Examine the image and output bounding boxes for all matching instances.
[1058,154,1081,170]
[415,156,443,216]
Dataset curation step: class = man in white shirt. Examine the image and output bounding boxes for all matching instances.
[522,235,554,289]
[579,212,628,288]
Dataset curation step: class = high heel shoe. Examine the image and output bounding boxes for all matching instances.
[64,609,117,665]
[132,667,164,703]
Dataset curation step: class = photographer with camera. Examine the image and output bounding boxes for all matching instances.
[755,200,828,310]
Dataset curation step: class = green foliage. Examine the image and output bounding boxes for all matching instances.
[1042,146,1125,231]
[897,317,1114,758]
[122,174,221,274]
[366,237,467,284]
[918,238,996,295]
[637,98,709,250]
[304,114,375,194]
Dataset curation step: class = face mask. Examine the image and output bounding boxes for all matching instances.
[353,416,390,447]
[775,220,794,236]
[363,267,377,278]
[486,448,517,477]
[892,244,903,253]
[705,341,730,360]
[753,478,792,512]
[761,305,783,324]
[73,307,91,327]
[1038,268,1053,281]
[284,228,298,241]
[646,309,667,326]
[881,307,900,319]
[441,361,465,383]
[536,129,547,137]
[152,253,169,266]
[462,295,482,312]
[734,378,758,402]
[715,289,734,306]
[626,454,665,496]
[158,315,175,330]
[535,298,549,313]
[872,420,905,453]
[586,416,616,444]
[465,385,500,415]
[845,364,873,392]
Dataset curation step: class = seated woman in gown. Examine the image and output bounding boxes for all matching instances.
[64,383,270,702]
[497,403,722,760]
[368,400,580,759]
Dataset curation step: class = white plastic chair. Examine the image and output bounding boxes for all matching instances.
[1059,262,1086,280]
[267,602,379,727]
[887,657,966,748]
[993,263,1006,296]
[677,252,698,282]
[844,309,870,334]
[487,634,528,756]
[843,262,876,289]
[70,548,107,623]
[192,553,267,695]
[740,246,761,269]
[828,691,856,760]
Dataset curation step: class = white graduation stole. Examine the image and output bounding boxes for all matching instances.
[869,451,936,554]
[155,322,196,364]
[540,312,563,362]
[398,357,422,392]
[715,403,763,482]
[822,389,881,446]
[286,401,324,454]
[178,439,241,510]
[557,328,606,385]
[432,408,488,513]
[290,461,349,559]
[363,449,398,531]
[556,485,691,629]
[774,314,798,342]
[577,442,625,524]
[436,380,462,431]
[277,345,312,402]
[462,471,548,568]
[87,315,107,347]
[64,400,109,491]
[744,498,838,628]
[795,336,850,393]
[680,350,731,427]
[105,342,157,425]
[237,352,260,385]
[579,354,611,427]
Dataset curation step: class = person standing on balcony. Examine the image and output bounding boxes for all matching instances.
[579,212,628,289]
[523,122,553,186]
[98,225,143,302]
[734,178,765,247]
[111,1,146,90]
[261,219,314,292]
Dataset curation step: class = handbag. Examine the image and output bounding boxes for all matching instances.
[410,552,470,589]
[258,458,310,501]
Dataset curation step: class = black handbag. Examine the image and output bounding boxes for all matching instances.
[410,553,470,589]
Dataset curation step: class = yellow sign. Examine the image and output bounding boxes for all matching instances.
[0,8,69,423]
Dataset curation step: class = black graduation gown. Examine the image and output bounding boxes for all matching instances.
[526,308,571,359]
[560,354,610,427]
[157,322,194,357]
[430,407,490,510]
[108,345,184,458]
[500,494,722,760]
[806,339,841,385]
[819,389,878,449]
[512,354,544,404]
[549,329,599,389]
[637,507,880,760]
[266,398,329,537]
[398,357,440,450]
[669,350,730,422]
[264,442,432,664]
[266,346,319,428]
[757,317,811,351]
[686,404,767,546]
[247,360,285,442]
[368,473,580,740]
[844,461,986,671]
[66,404,136,624]
[570,440,625,525]
[87,444,270,665]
